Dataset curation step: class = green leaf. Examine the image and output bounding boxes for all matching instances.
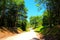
[12,0,24,5]
[35,4,40,7]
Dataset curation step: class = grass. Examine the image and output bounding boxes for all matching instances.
[34,26,44,32]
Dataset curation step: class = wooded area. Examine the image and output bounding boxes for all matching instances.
[35,0,60,40]
[0,0,27,33]
[0,0,60,40]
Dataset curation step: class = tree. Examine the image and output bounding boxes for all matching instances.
[0,0,27,32]
[30,16,43,28]
[35,0,60,40]
[0,0,18,33]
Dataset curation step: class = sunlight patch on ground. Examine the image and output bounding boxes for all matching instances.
[3,28,39,40]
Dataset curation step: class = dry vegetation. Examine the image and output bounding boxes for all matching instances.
[0,27,22,39]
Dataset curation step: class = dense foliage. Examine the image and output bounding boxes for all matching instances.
[30,16,43,32]
[0,0,27,33]
[0,0,60,40]
[35,0,60,40]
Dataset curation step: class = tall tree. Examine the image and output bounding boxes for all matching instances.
[0,0,27,32]
[35,0,60,40]
[30,16,43,28]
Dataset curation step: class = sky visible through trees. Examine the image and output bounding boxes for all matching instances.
[24,0,46,21]
[0,0,60,40]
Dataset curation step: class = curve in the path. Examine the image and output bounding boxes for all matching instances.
[0,30,39,40]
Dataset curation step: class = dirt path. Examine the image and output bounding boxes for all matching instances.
[0,30,40,40]
[0,29,45,40]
